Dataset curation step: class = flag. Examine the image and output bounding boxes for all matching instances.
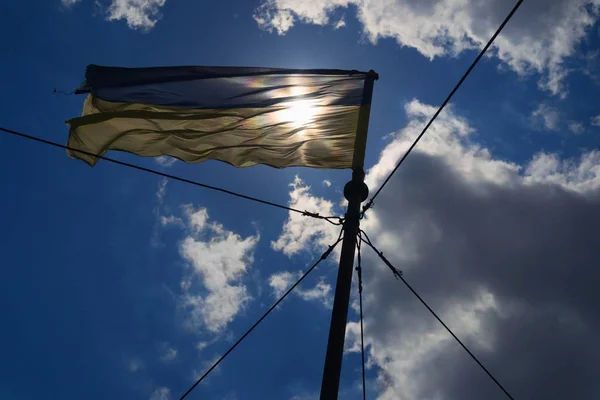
[66,65,376,169]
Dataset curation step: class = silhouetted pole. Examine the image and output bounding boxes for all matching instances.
[320,71,377,399]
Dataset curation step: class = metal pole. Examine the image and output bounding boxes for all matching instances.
[319,70,377,400]
[319,169,368,399]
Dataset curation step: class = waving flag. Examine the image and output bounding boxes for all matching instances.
[66,65,377,169]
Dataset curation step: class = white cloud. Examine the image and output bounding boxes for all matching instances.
[592,115,600,126]
[191,353,224,382]
[254,4,295,35]
[61,0,81,7]
[183,206,209,233]
[160,215,184,227]
[179,206,259,333]
[155,156,178,167]
[530,103,560,131]
[222,393,238,400]
[366,100,517,191]
[322,179,332,187]
[254,0,600,97]
[61,0,166,30]
[333,18,345,29]
[149,387,171,400]
[152,178,170,247]
[272,99,600,399]
[296,279,332,307]
[269,271,297,297]
[196,341,211,352]
[568,121,585,134]
[159,346,177,362]
[128,358,143,372]
[107,0,167,30]
[271,176,340,256]
[156,178,168,203]
[269,271,332,307]
[524,151,600,191]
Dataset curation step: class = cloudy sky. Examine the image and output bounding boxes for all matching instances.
[2,0,600,399]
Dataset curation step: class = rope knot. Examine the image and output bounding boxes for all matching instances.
[303,210,320,218]
[321,244,335,260]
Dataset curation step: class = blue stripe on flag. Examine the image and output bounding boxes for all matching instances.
[91,75,366,109]
[78,65,368,91]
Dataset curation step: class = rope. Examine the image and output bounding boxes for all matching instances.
[360,230,515,400]
[177,230,344,400]
[53,88,75,96]
[360,230,402,279]
[356,233,367,400]
[0,126,340,222]
[361,0,525,216]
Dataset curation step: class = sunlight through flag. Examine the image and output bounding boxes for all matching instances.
[66,65,377,169]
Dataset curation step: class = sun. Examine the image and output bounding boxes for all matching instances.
[281,99,316,128]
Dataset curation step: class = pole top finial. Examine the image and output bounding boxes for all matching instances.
[344,169,369,202]
[367,70,379,80]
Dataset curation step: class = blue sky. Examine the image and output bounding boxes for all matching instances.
[3,1,600,399]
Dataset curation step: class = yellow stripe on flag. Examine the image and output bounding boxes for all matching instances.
[67,95,363,169]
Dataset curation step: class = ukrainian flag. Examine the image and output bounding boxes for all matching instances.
[66,65,377,169]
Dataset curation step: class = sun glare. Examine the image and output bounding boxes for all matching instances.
[281,99,316,128]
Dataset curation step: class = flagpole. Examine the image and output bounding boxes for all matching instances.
[320,71,377,400]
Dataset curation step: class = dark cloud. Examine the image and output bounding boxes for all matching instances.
[353,100,600,399]
[363,149,600,399]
